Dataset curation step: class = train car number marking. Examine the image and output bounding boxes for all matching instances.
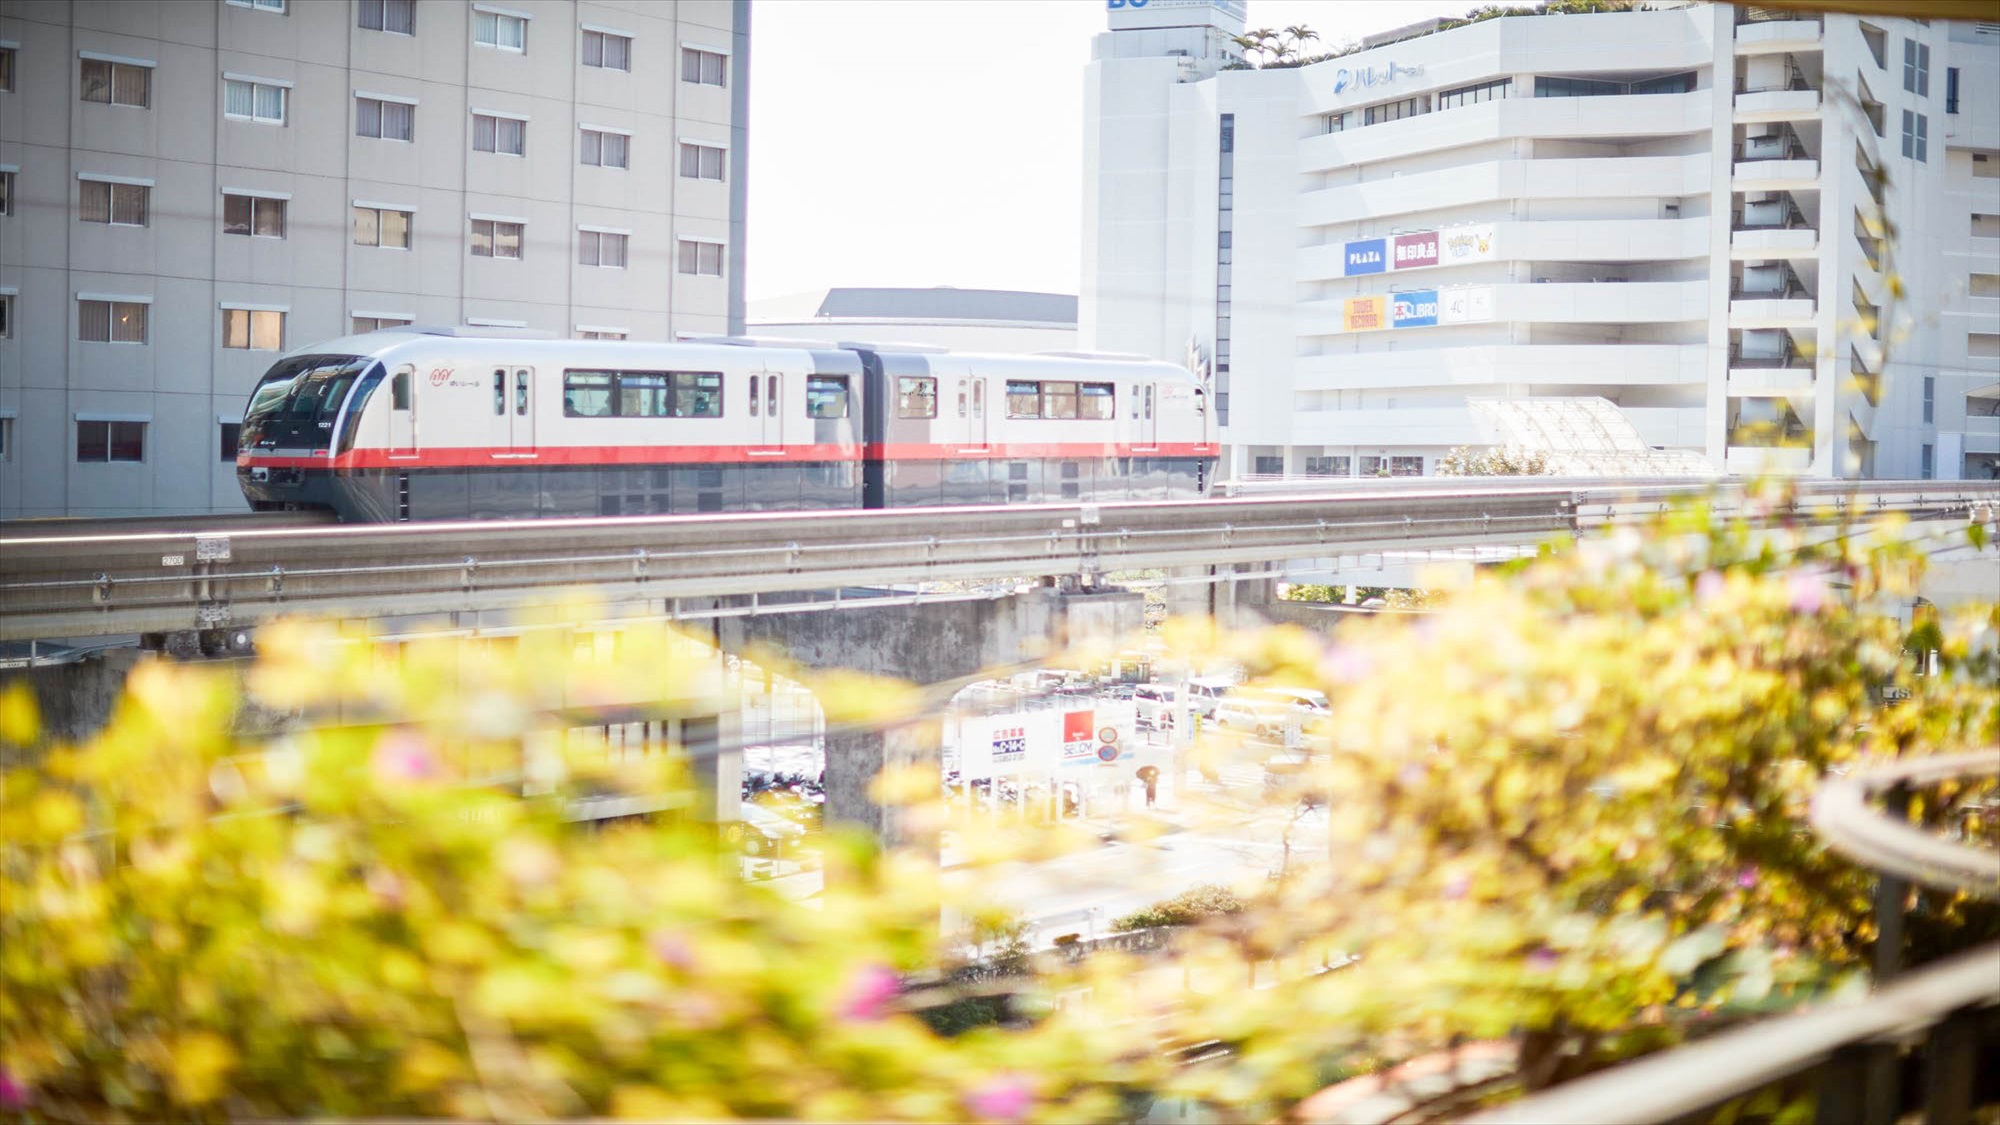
[162,554,185,567]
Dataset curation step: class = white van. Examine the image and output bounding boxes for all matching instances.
[1182,676,1237,719]
[1215,686,1330,743]
[1134,683,1178,730]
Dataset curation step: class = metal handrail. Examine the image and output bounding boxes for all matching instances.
[1462,942,2000,1124]
[1810,751,2000,896]
[1468,753,2000,1124]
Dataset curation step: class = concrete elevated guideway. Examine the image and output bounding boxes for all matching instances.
[5,478,1994,845]
[5,478,1994,644]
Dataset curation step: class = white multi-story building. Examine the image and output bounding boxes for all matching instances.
[1082,0,2000,479]
[747,286,1078,354]
[0,0,748,517]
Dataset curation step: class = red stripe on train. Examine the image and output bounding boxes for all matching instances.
[239,442,1219,470]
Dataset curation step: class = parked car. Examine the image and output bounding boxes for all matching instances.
[1182,675,1238,720]
[1215,686,1331,743]
[736,802,807,857]
[1135,683,1179,730]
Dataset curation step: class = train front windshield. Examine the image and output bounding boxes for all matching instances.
[239,356,373,450]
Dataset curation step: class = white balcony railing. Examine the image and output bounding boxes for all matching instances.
[1730,296,1817,327]
[1731,228,1819,258]
[1724,445,1814,473]
[1734,18,1823,54]
[1726,368,1817,397]
[1732,159,1820,190]
[1734,88,1822,120]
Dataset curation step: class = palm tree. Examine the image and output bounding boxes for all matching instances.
[1231,28,1279,67]
[1281,25,1320,62]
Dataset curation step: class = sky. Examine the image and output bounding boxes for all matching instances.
[743,0,1482,305]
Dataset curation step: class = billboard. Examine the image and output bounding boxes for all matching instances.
[1391,289,1439,328]
[1392,232,1439,270]
[1061,709,1098,766]
[1343,238,1387,276]
[1438,286,1495,324]
[1441,223,1497,265]
[1344,295,1387,331]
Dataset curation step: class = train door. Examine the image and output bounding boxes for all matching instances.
[390,365,416,454]
[971,376,989,446]
[750,365,779,449]
[509,367,535,449]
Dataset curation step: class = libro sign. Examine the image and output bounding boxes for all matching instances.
[1391,290,1439,328]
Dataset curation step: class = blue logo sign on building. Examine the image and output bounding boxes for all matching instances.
[1344,238,1387,276]
[1391,289,1439,328]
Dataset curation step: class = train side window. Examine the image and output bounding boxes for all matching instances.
[805,375,849,419]
[897,376,937,419]
[973,379,983,418]
[493,369,505,415]
[1006,380,1040,418]
[515,369,529,416]
[1194,387,1206,415]
[670,371,724,417]
[1144,385,1154,420]
[391,367,411,410]
[1042,381,1079,420]
[563,370,615,416]
[1080,382,1114,420]
[1131,386,1140,420]
[956,380,967,418]
[749,374,760,417]
[767,374,778,414]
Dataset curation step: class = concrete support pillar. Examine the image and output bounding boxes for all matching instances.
[0,648,144,754]
[683,708,743,826]
[823,718,942,853]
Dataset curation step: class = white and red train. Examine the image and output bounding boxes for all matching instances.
[236,327,1217,521]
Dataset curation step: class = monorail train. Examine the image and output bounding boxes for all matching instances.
[236,327,1217,522]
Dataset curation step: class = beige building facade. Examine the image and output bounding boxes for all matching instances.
[0,0,749,516]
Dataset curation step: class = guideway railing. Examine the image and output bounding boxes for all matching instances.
[1468,751,2000,1124]
[2,479,1995,642]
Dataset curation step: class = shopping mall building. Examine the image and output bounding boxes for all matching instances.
[1082,0,2000,478]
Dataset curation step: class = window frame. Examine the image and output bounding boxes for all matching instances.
[895,376,937,420]
[76,297,150,344]
[1903,38,1930,97]
[577,228,629,269]
[221,306,287,351]
[219,421,242,462]
[357,0,415,35]
[580,126,630,169]
[473,7,528,52]
[0,292,12,339]
[226,0,288,11]
[562,369,724,419]
[0,46,15,93]
[470,217,525,260]
[471,111,527,156]
[351,203,414,249]
[1006,380,1041,419]
[1901,109,1929,161]
[222,192,288,238]
[0,170,13,217]
[352,314,413,333]
[223,76,289,125]
[676,238,724,276]
[78,177,151,227]
[679,141,726,181]
[354,94,416,141]
[805,375,849,420]
[80,56,153,108]
[75,419,147,463]
[681,45,726,87]
[582,28,632,72]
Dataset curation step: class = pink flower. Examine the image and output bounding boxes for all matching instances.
[1441,873,1471,901]
[1736,866,1759,890]
[965,1073,1034,1122]
[1786,570,1829,615]
[1695,570,1726,605]
[370,730,439,783]
[648,928,696,972]
[365,865,405,909]
[838,963,900,1022]
[0,1069,27,1110]
[1525,948,1559,973]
